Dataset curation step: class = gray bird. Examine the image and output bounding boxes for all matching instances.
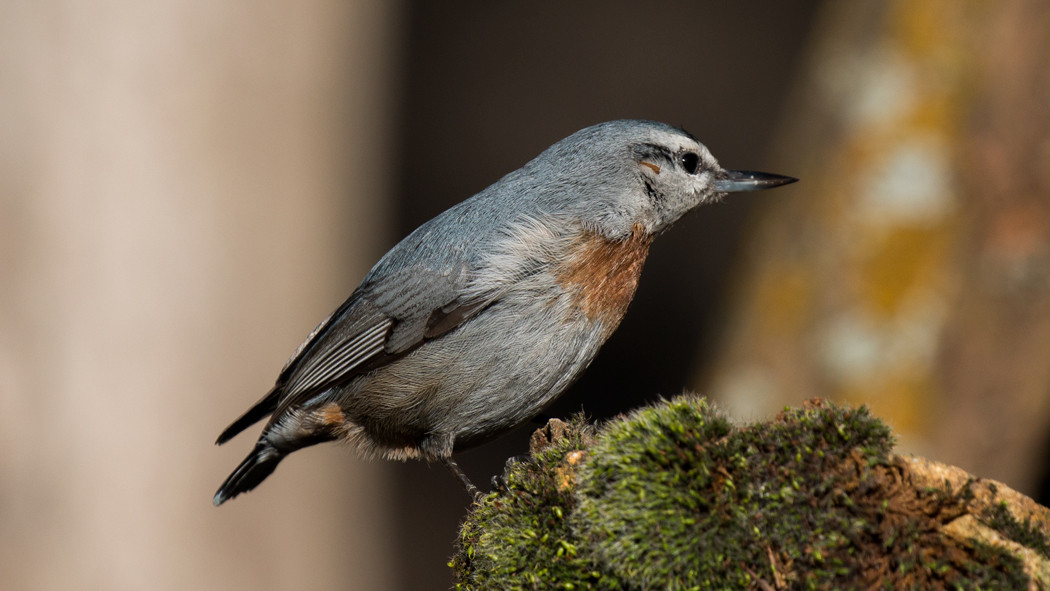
[213,120,795,505]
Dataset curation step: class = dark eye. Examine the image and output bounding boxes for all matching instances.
[680,152,700,175]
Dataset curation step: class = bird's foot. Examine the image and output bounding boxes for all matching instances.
[489,453,531,494]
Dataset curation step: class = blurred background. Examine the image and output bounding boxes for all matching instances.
[2,1,1049,590]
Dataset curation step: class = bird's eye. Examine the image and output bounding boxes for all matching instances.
[680,152,701,175]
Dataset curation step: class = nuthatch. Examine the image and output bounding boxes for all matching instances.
[213,120,795,505]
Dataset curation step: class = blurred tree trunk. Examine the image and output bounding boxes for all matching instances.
[700,0,1050,497]
[0,2,400,590]
[933,0,1050,501]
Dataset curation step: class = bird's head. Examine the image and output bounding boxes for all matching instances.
[525,120,796,240]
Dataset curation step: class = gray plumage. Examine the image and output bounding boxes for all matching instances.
[213,120,796,505]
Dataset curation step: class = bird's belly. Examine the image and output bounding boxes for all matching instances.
[342,282,615,457]
[445,295,611,450]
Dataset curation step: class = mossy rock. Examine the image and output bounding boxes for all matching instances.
[450,396,1050,590]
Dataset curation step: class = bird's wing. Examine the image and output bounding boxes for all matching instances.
[265,261,495,422]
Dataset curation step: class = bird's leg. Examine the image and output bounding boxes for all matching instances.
[441,456,480,501]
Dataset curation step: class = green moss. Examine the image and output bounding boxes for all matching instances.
[451,396,1039,590]
[575,396,894,590]
[451,415,620,590]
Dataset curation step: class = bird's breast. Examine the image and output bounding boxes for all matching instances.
[553,223,652,331]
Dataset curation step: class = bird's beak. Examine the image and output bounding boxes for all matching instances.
[714,170,798,193]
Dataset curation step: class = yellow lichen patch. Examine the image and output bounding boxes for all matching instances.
[891,0,958,59]
[860,225,950,318]
[836,370,934,435]
[555,451,587,492]
[754,265,814,336]
[908,96,964,138]
[565,450,586,466]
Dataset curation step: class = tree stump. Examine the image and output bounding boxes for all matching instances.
[451,397,1050,590]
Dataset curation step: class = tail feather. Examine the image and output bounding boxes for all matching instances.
[213,442,284,506]
[216,386,281,445]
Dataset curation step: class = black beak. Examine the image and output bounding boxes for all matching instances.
[714,170,798,193]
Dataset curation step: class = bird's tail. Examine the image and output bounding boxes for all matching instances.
[213,442,284,507]
[215,386,281,445]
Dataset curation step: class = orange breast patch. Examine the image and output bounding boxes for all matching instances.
[554,223,652,328]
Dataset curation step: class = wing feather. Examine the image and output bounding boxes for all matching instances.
[264,283,496,426]
[222,199,526,440]
[257,227,506,428]
[285,318,393,395]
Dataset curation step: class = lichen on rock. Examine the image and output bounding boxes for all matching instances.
[451,396,1050,590]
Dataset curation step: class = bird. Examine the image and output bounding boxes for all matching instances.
[213,119,796,506]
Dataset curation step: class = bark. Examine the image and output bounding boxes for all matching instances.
[699,0,1050,496]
